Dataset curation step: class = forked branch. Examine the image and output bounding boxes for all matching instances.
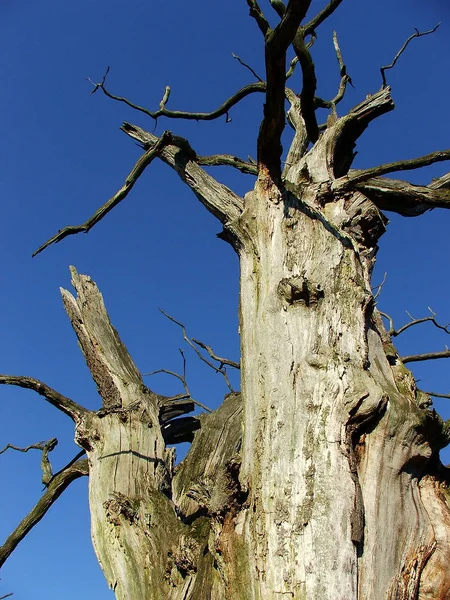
[380,309,450,364]
[0,458,88,568]
[121,123,244,228]
[144,360,212,414]
[159,310,238,392]
[0,375,87,421]
[380,308,450,338]
[88,67,266,123]
[255,0,313,180]
[191,338,240,370]
[0,437,58,486]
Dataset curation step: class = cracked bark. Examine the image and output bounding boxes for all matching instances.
[10,4,450,598]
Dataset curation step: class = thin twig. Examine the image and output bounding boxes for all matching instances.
[196,153,258,175]
[373,272,387,300]
[192,338,240,369]
[0,438,59,486]
[0,441,52,456]
[286,55,299,79]
[159,86,170,110]
[143,368,212,413]
[313,31,353,113]
[159,309,237,392]
[380,23,441,87]
[380,308,450,337]
[330,31,353,102]
[232,53,263,82]
[0,593,13,599]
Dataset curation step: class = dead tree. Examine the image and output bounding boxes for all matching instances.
[2,2,450,598]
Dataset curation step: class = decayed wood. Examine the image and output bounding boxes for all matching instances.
[57,269,247,599]
[13,4,450,599]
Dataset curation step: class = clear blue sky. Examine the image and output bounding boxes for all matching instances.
[0,1,449,598]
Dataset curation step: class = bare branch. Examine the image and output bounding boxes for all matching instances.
[270,0,286,18]
[159,309,236,392]
[0,440,54,456]
[293,28,319,142]
[380,23,441,88]
[329,31,353,105]
[232,53,263,82]
[356,176,450,217]
[192,338,240,370]
[338,150,450,188]
[379,311,394,336]
[313,31,352,112]
[89,67,266,123]
[51,449,86,479]
[303,0,344,36]
[144,367,212,414]
[196,153,258,175]
[0,458,88,568]
[121,123,244,230]
[286,55,299,79]
[422,391,450,400]
[0,593,13,599]
[0,438,58,486]
[0,375,87,421]
[40,437,58,486]
[283,88,308,175]
[402,350,450,364]
[159,85,170,110]
[258,0,313,181]
[373,272,387,300]
[380,308,450,339]
[32,132,173,256]
[246,0,270,35]
[306,86,394,183]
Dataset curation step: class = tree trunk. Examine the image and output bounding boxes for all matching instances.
[48,87,450,600]
[61,164,450,599]
[4,4,450,597]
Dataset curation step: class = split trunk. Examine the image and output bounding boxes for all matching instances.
[61,93,450,599]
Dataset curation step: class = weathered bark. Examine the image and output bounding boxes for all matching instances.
[57,123,450,598]
[8,5,450,599]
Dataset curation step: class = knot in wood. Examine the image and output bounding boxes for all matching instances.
[103,492,139,526]
[277,277,324,308]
